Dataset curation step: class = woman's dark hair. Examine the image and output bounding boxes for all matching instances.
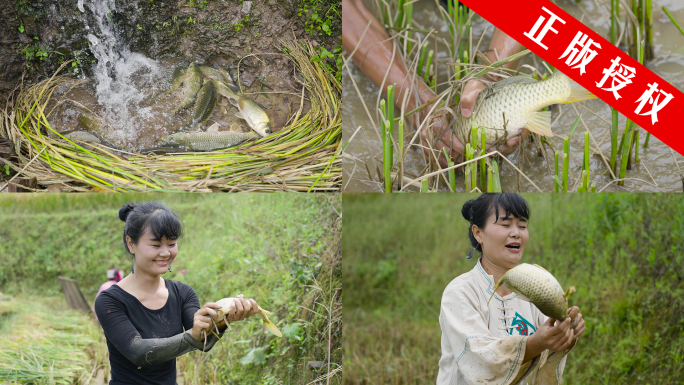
[461,193,530,253]
[119,202,182,254]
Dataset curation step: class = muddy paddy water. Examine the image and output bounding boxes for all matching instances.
[342,0,684,192]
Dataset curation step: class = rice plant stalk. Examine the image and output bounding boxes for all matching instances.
[383,116,392,193]
[443,147,456,192]
[611,108,618,173]
[611,0,618,45]
[663,6,684,37]
[583,131,590,186]
[645,0,654,60]
[618,125,634,186]
[554,150,559,193]
[491,159,501,192]
[424,50,434,83]
[418,43,429,78]
[562,153,569,193]
[487,167,493,192]
[387,84,395,165]
[634,129,640,164]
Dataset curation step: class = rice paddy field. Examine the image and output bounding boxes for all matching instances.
[0,194,341,384]
[342,0,684,192]
[343,193,684,384]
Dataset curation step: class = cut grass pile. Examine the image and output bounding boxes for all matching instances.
[0,293,105,384]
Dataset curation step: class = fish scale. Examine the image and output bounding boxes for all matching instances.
[453,70,594,146]
[487,263,575,321]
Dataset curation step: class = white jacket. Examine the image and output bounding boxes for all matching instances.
[437,258,575,385]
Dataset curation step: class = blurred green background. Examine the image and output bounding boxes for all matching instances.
[0,194,341,385]
[343,194,684,385]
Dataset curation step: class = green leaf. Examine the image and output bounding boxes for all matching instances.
[281,322,303,341]
[239,346,269,365]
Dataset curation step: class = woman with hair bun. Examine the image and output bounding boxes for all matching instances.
[94,201,260,385]
[437,193,585,385]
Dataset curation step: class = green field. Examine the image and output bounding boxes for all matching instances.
[0,194,341,385]
[343,194,684,384]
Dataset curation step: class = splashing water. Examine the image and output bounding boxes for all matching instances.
[77,0,173,149]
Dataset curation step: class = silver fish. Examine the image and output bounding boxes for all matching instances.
[157,130,259,151]
[215,81,272,137]
[454,71,597,146]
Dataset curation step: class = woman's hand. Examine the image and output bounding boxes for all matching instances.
[190,295,260,341]
[224,294,260,322]
[531,316,576,353]
[191,302,222,341]
[567,306,585,340]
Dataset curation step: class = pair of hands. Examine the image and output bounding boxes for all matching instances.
[191,294,259,341]
[530,306,585,353]
[419,79,527,167]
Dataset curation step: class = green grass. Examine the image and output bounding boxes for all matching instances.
[343,194,684,384]
[0,194,341,385]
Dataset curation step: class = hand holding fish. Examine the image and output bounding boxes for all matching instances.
[530,316,576,353]
[190,295,258,341]
[422,98,525,169]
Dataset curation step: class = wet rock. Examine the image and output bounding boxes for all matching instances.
[21,16,38,37]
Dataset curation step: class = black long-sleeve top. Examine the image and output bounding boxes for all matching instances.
[94,279,224,385]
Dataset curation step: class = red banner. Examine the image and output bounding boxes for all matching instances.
[459,0,684,156]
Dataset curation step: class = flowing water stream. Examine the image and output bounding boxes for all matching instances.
[342,0,684,192]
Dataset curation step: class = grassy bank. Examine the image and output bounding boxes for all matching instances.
[0,193,341,384]
[343,194,684,384]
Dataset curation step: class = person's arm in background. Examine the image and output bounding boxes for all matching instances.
[342,0,526,166]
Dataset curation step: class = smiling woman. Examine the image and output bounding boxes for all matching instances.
[438,193,585,385]
[94,201,260,385]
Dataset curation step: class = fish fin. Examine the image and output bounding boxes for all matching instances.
[235,111,245,120]
[553,70,598,103]
[533,264,550,272]
[525,111,554,137]
[207,123,220,132]
[563,286,576,299]
[493,75,537,90]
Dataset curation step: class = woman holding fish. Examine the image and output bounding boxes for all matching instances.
[437,193,585,385]
[94,202,261,385]
[342,0,525,166]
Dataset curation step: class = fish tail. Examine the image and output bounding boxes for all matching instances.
[258,307,282,337]
[552,70,598,103]
[487,277,505,306]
